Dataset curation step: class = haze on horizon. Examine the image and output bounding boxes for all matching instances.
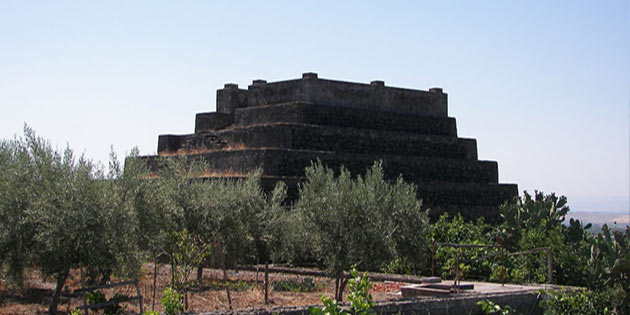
[0,1,628,213]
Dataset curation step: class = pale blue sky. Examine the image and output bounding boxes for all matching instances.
[1,1,628,212]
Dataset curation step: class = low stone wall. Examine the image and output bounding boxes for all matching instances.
[197,291,542,315]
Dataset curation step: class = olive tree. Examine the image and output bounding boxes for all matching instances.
[130,156,214,311]
[142,160,287,308]
[0,127,140,314]
[202,172,286,308]
[0,130,38,288]
[241,174,287,304]
[294,161,429,301]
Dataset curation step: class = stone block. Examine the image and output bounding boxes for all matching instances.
[216,84,247,114]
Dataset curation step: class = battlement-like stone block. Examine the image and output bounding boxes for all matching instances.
[216,83,247,115]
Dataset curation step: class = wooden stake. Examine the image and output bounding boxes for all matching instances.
[264,261,269,305]
[547,248,553,284]
[431,239,436,277]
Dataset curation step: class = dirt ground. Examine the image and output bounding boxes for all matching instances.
[0,265,404,314]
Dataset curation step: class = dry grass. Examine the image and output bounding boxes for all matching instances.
[0,265,403,314]
[143,169,248,180]
[158,142,247,157]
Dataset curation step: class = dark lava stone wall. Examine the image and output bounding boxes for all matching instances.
[195,112,234,132]
[159,125,478,160]
[275,124,477,160]
[244,77,448,117]
[152,149,497,184]
[235,102,457,136]
[185,149,512,207]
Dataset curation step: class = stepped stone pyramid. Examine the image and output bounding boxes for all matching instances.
[142,73,518,221]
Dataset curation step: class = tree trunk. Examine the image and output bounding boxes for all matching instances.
[171,258,176,288]
[264,261,269,305]
[255,256,259,283]
[197,264,203,281]
[221,250,233,310]
[184,291,189,311]
[334,276,340,301]
[337,274,348,302]
[49,268,69,314]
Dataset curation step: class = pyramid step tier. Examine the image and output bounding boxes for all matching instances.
[195,102,458,136]
[159,124,478,160]
[148,148,498,184]
[256,176,517,221]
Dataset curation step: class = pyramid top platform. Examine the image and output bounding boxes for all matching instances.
[216,72,447,118]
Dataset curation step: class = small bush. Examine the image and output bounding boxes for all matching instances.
[477,300,517,315]
[204,279,254,292]
[85,291,128,315]
[272,278,324,293]
[161,287,184,315]
[309,267,375,315]
[539,288,623,315]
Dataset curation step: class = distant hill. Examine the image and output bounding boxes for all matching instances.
[566,211,629,233]
[566,211,629,224]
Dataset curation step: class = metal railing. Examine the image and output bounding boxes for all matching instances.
[431,240,553,287]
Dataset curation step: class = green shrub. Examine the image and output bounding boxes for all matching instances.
[161,287,184,315]
[296,160,428,301]
[85,290,129,315]
[477,300,517,315]
[309,266,375,315]
[429,213,496,281]
[272,278,324,293]
[346,268,375,315]
[204,279,254,292]
[539,288,623,315]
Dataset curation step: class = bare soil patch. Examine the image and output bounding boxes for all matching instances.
[0,265,404,314]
